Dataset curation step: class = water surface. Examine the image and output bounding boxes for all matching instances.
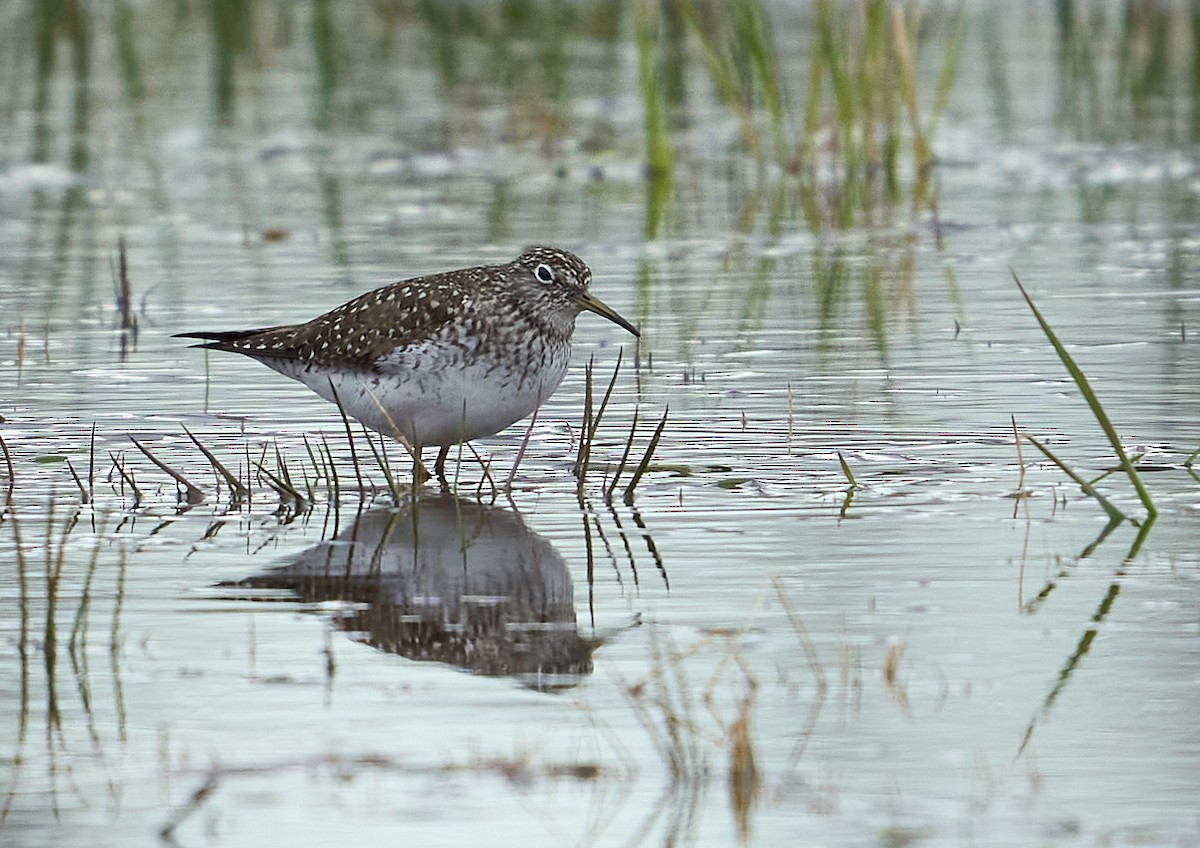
[1,3,1198,847]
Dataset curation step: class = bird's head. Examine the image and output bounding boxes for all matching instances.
[514,247,639,337]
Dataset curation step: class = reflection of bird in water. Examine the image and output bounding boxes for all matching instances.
[220,494,597,691]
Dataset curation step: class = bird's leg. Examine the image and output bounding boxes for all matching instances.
[434,445,450,484]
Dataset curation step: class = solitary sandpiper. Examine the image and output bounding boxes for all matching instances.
[178,247,639,477]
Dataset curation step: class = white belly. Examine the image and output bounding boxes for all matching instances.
[268,345,569,448]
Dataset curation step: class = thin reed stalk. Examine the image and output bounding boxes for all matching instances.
[606,408,640,505]
[362,384,423,483]
[88,423,96,502]
[109,452,142,506]
[183,425,247,502]
[623,406,669,505]
[274,443,298,496]
[362,426,403,505]
[320,435,341,507]
[253,459,306,507]
[574,357,595,503]
[590,349,624,444]
[302,435,330,500]
[327,379,364,494]
[0,432,13,511]
[65,459,89,503]
[242,429,253,506]
[130,436,204,504]
[506,401,540,492]
[1011,414,1028,494]
[573,352,626,500]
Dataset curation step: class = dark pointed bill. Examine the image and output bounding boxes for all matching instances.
[576,291,640,337]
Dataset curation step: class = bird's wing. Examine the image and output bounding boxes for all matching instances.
[177,269,479,371]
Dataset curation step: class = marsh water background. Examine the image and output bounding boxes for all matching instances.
[1,2,1198,846]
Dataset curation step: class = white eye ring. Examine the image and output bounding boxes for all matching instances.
[534,263,555,284]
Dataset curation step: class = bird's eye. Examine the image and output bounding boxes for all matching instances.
[535,263,555,284]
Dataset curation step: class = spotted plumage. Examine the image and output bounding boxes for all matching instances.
[177,247,638,476]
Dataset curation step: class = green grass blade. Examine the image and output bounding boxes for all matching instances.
[1012,271,1155,518]
[637,0,675,176]
[1124,513,1156,561]
[1024,433,1125,523]
[733,0,786,161]
[836,451,858,489]
[927,8,966,138]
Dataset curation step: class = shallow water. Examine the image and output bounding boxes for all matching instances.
[2,3,1199,847]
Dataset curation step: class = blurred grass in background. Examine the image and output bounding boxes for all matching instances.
[4,0,1199,359]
